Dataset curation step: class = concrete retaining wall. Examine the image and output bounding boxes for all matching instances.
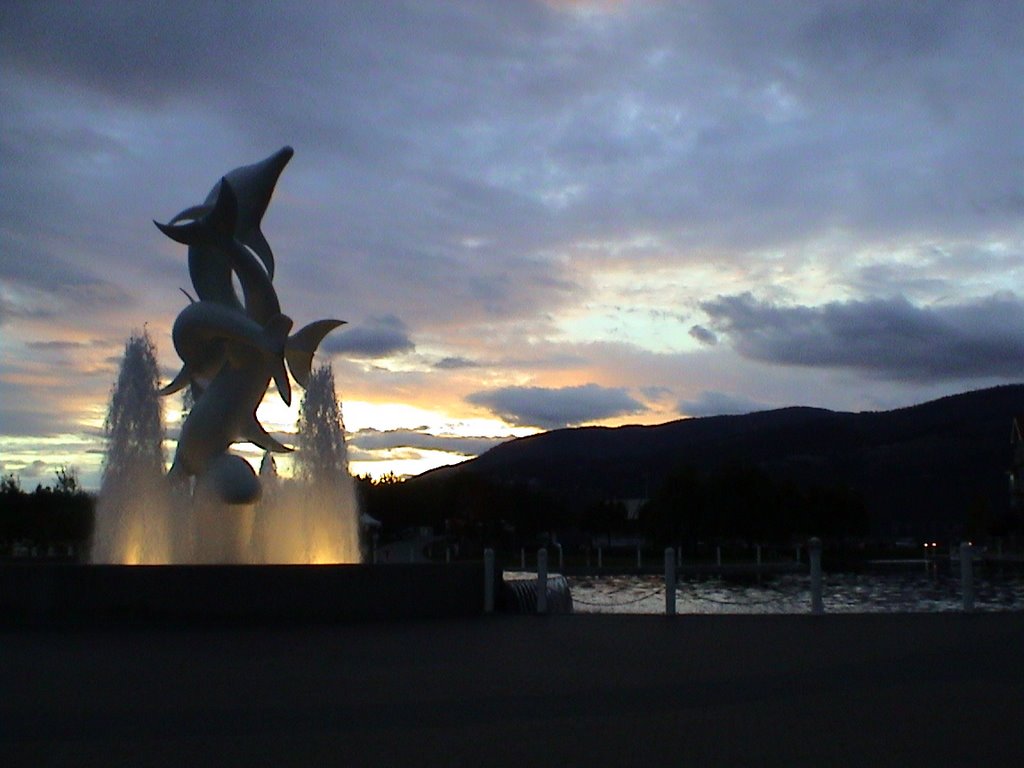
[0,563,485,625]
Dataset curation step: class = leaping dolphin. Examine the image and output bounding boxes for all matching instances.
[168,312,295,484]
[159,301,291,397]
[155,146,345,506]
[157,180,281,321]
[168,146,293,280]
[156,180,292,405]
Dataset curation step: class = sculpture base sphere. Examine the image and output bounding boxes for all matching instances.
[196,453,262,506]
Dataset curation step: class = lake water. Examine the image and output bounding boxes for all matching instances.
[567,563,1024,614]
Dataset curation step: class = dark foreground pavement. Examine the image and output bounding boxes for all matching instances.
[2,613,1022,766]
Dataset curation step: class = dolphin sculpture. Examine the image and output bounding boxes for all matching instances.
[167,313,294,484]
[157,181,344,401]
[156,180,292,404]
[168,146,293,280]
[160,301,287,396]
[155,147,342,506]
[158,181,281,321]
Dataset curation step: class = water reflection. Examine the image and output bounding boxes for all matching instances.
[568,565,1024,614]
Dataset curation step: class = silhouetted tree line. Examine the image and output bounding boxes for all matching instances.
[643,462,868,546]
[0,469,95,553]
[357,471,568,551]
[356,461,867,552]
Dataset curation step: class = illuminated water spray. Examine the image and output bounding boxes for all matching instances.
[91,148,360,564]
[257,365,362,564]
[92,331,176,564]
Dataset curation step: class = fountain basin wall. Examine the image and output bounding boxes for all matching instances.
[0,563,486,625]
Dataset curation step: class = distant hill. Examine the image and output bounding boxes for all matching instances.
[416,385,1024,535]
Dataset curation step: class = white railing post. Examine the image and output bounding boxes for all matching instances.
[483,548,495,613]
[960,542,975,612]
[537,547,548,615]
[664,547,676,616]
[809,537,824,615]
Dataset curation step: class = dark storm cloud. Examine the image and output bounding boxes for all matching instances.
[798,2,957,65]
[678,391,767,418]
[4,1,1023,308]
[466,383,645,429]
[0,295,47,327]
[701,292,1024,382]
[3,0,1024,472]
[435,356,480,370]
[0,406,70,438]
[25,340,90,351]
[8,4,1024,222]
[322,316,415,359]
[0,215,135,310]
[689,325,718,346]
[0,4,304,106]
[640,385,674,402]
[348,428,507,457]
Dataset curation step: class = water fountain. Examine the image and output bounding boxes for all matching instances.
[256,365,362,564]
[91,331,176,564]
[92,147,360,565]
[0,147,486,624]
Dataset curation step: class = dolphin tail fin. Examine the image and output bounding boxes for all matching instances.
[155,178,238,245]
[243,414,293,454]
[160,365,191,397]
[286,319,345,388]
[265,313,294,407]
[169,204,212,225]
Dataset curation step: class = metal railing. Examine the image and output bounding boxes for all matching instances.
[492,539,983,616]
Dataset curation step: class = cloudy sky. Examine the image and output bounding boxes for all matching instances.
[2,1,1023,488]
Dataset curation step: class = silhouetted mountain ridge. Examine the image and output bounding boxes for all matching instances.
[417,385,1024,534]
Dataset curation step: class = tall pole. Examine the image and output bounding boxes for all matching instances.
[664,547,676,616]
[484,548,495,613]
[960,542,975,612]
[809,537,824,615]
[537,547,548,615]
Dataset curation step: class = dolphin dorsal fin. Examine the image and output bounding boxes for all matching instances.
[154,178,238,246]
[286,319,345,388]
[243,414,293,454]
[159,365,191,397]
